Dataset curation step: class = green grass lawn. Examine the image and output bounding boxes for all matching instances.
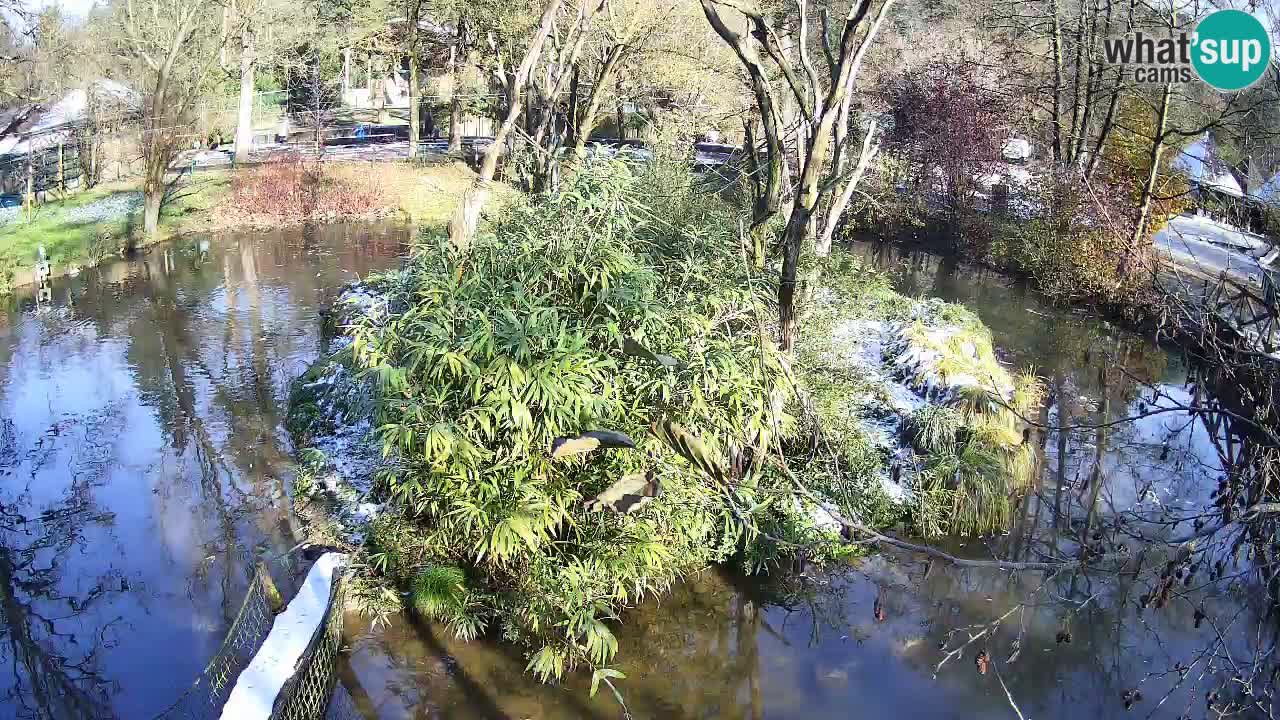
[0,184,135,268]
[0,171,233,289]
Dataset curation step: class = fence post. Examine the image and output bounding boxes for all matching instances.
[24,147,33,221]
[57,142,64,194]
[256,559,285,614]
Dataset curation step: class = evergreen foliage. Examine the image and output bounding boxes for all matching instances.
[348,160,799,679]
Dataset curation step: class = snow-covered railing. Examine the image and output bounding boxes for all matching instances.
[220,553,348,720]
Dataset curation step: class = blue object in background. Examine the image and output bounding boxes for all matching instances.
[0,194,21,208]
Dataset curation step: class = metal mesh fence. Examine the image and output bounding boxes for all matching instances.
[151,565,278,720]
[150,560,356,720]
[270,565,348,720]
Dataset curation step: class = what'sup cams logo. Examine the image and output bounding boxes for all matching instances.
[1103,9,1273,91]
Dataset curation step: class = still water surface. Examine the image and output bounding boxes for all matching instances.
[0,230,1259,719]
[0,223,407,718]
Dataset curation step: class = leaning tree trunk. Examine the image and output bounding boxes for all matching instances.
[700,0,784,267]
[233,29,255,165]
[1122,80,1171,278]
[778,0,891,350]
[447,0,561,251]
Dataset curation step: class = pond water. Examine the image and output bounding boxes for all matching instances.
[0,223,408,719]
[0,229,1262,719]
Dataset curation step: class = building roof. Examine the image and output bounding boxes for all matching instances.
[1172,134,1244,198]
[0,81,138,157]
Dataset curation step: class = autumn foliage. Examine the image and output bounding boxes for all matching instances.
[228,155,390,223]
[881,58,1011,215]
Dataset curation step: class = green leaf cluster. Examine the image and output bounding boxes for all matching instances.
[350,159,797,680]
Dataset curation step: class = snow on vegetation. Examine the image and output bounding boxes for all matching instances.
[288,282,397,542]
[298,263,1037,542]
[798,268,1040,536]
[219,552,347,720]
[883,301,1016,403]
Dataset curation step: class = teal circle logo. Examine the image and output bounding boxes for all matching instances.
[1191,10,1272,91]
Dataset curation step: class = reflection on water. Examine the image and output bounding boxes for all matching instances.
[0,223,406,718]
[338,240,1265,720]
[0,228,1265,720]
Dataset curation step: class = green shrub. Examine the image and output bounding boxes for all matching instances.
[347,160,798,680]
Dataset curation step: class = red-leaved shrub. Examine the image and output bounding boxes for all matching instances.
[229,154,389,223]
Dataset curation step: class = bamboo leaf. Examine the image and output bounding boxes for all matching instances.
[651,419,727,485]
[622,336,680,368]
[590,668,626,698]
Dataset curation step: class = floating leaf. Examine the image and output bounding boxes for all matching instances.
[585,471,661,514]
[651,420,727,485]
[551,430,636,460]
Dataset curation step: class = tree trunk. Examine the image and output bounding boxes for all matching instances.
[567,66,580,146]
[142,173,163,239]
[778,206,810,351]
[1067,5,1086,165]
[233,30,255,166]
[141,69,173,243]
[1084,0,1132,180]
[449,90,463,152]
[816,120,877,255]
[700,0,783,233]
[447,30,465,154]
[409,58,419,158]
[1049,0,1065,164]
[448,0,561,251]
[1123,81,1171,277]
[615,73,625,140]
[1072,0,1102,166]
[572,44,626,158]
[407,0,421,160]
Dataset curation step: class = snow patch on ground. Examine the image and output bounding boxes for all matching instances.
[220,552,347,720]
[0,191,142,228]
[296,283,398,542]
[63,192,143,225]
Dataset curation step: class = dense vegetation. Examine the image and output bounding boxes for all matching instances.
[288,160,1044,681]
[344,161,802,679]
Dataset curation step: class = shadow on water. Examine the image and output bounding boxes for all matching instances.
[0,222,408,718]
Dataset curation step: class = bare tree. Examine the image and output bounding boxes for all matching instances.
[114,0,226,240]
[447,0,563,251]
[701,0,894,350]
